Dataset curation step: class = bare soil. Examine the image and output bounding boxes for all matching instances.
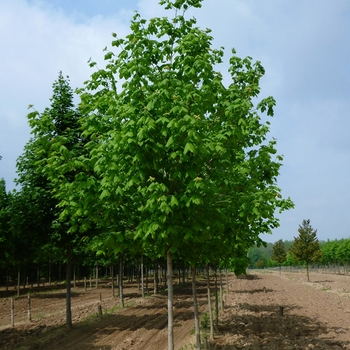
[1,270,350,349]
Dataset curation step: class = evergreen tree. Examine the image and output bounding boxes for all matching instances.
[271,239,286,273]
[290,219,322,281]
[18,71,82,328]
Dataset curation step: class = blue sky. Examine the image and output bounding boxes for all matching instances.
[1,0,350,243]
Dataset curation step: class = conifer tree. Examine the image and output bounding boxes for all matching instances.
[290,219,322,281]
[271,239,286,274]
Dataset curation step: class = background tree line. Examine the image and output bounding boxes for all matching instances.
[249,219,350,277]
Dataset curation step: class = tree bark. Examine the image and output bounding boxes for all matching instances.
[119,255,124,307]
[226,268,229,293]
[66,246,73,329]
[111,264,115,297]
[154,262,158,295]
[95,265,99,288]
[206,264,214,340]
[17,263,20,297]
[141,254,145,298]
[49,258,52,286]
[219,269,224,311]
[167,250,174,350]
[191,266,201,350]
[214,267,219,331]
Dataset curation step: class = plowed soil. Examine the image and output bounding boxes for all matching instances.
[1,270,350,349]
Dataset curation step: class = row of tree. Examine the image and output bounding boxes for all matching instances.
[0,1,293,349]
[250,219,350,281]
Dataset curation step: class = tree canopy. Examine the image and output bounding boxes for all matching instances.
[290,219,322,281]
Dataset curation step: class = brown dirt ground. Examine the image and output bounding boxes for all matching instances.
[1,270,350,349]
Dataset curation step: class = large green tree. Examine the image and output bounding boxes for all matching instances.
[56,0,292,347]
[290,219,322,281]
[18,71,82,328]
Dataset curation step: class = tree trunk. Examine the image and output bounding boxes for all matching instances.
[167,250,174,350]
[146,264,149,295]
[191,266,201,350]
[95,265,99,288]
[17,263,20,297]
[219,269,224,311]
[141,254,145,298]
[206,264,214,340]
[119,256,124,307]
[111,264,115,297]
[226,268,229,293]
[137,261,141,291]
[306,262,310,282]
[154,263,158,295]
[49,258,52,286]
[37,264,40,287]
[6,265,9,292]
[214,267,219,331]
[66,246,73,329]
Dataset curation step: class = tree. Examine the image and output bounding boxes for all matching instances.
[18,72,82,328]
[271,239,286,274]
[58,0,293,347]
[290,219,322,281]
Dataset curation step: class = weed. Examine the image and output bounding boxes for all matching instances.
[200,312,210,329]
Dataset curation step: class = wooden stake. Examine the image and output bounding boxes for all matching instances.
[279,306,284,316]
[27,294,31,321]
[11,298,14,326]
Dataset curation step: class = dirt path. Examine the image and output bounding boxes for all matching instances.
[1,271,350,349]
[213,270,350,349]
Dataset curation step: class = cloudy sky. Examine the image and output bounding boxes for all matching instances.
[1,0,349,243]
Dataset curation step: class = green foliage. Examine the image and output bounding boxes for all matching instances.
[290,219,322,281]
[321,238,350,268]
[71,0,293,265]
[271,239,286,265]
[290,219,322,264]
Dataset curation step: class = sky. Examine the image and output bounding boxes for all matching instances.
[0,0,349,243]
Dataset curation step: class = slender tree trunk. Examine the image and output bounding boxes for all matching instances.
[73,265,76,288]
[137,261,141,290]
[167,250,174,350]
[119,256,124,307]
[141,254,145,298]
[191,266,201,350]
[214,267,219,331]
[306,263,310,282]
[49,258,52,286]
[95,265,99,288]
[219,269,224,311]
[66,246,73,329]
[146,264,149,295]
[111,264,115,297]
[154,263,158,295]
[17,263,20,297]
[6,265,9,292]
[206,264,214,340]
[37,264,40,287]
[226,268,229,293]
[59,261,62,283]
